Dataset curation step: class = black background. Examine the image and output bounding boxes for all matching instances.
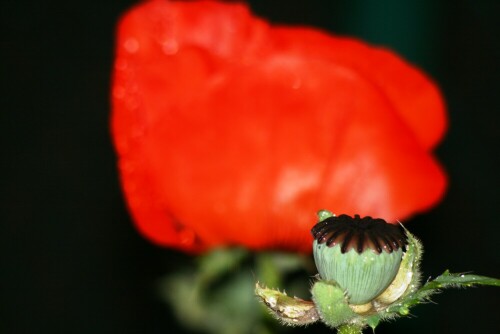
[2,0,499,333]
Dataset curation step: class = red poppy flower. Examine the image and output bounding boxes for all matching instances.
[111,0,447,253]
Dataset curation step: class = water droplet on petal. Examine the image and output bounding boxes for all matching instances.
[162,39,179,55]
[124,38,140,54]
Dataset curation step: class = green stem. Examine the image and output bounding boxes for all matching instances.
[337,324,363,334]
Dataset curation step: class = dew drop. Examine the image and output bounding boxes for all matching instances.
[399,306,409,315]
[162,39,179,55]
[124,38,140,54]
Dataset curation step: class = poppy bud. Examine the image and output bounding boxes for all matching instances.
[311,211,407,305]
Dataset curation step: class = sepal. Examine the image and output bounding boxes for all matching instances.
[255,282,319,326]
[310,280,358,329]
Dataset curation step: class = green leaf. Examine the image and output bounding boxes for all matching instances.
[427,270,500,288]
[385,270,500,315]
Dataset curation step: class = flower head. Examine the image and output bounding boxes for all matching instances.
[112,0,447,253]
[312,213,407,305]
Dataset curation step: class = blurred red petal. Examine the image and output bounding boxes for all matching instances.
[270,27,447,150]
[112,0,447,253]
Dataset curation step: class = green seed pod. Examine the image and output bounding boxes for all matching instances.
[311,214,407,305]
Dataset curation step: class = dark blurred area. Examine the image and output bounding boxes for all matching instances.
[1,0,499,333]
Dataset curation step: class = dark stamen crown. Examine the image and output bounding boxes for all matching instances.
[311,214,407,254]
